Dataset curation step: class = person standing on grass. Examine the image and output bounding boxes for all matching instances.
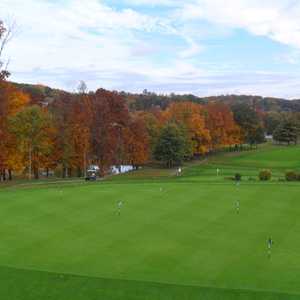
[235,200,240,214]
[267,237,273,258]
[117,200,123,216]
[177,167,182,176]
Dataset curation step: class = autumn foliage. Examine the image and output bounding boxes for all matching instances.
[0,81,29,180]
[0,77,247,179]
[0,80,246,179]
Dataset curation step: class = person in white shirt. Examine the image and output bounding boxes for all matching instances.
[117,201,123,216]
[235,200,240,214]
[178,167,182,176]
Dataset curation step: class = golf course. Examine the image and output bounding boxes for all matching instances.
[1,144,300,299]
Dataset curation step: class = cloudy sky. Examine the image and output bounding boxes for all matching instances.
[1,0,300,98]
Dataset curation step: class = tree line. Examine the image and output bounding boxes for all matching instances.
[1,77,270,180]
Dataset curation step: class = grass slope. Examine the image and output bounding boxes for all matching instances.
[183,144,300,181]
[1,144,300,299]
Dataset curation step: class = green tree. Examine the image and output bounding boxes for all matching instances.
[247,126,265,147]
[9,105,55,179]
[231,103,265,147]
[273,120,299,145]
[154,123,192,168]
[264,112,283,135]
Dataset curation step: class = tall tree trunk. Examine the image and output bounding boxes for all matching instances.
[33,166,39,179]
[8,169,12,181]
[28,145,32,180]
[62,166,66,178]
[83,151,87,178]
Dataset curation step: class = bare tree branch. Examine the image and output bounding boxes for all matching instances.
[0,19,16,80]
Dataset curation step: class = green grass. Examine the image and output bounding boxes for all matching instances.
[1,144,300,299]
[2,266,300,300]
[183,144,300,181]
[107,166,176,181]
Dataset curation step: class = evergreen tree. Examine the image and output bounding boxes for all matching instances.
[273,120,299,145]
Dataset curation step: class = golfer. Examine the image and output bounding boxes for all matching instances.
[178,167,182,176]
[117,200,123,216]
[267,237,273,258]
[236,200,240,214]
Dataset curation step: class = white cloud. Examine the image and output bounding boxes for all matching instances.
[178,37,203,58]
[2,0,300,97]
[0,0,210,92]
[0,0,176,85]
[180,0,300,49]
[117,0,182,7]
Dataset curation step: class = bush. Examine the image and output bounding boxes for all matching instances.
[259,169,272,181]
[234,173,242,181]
[285,170,298,181]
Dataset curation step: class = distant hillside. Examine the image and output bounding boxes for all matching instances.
[124,91,300,112]
[13,82,69,106]
[11,82,300,112]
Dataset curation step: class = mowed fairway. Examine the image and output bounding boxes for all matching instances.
[1,145,300,299]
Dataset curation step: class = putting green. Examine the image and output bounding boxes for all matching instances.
[1,145,300,299]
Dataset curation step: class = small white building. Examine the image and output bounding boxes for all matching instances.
[111,165,134,175]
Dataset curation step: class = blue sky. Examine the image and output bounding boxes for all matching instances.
[1,0,300,98]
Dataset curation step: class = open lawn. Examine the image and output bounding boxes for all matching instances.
[1,144,300,299]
